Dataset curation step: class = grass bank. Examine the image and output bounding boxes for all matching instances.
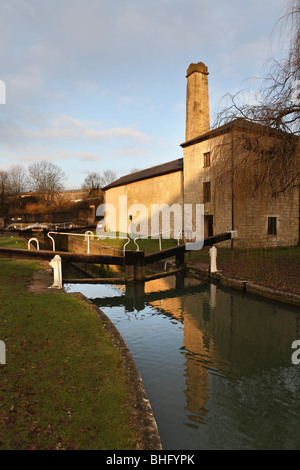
[95,232,178,252]
[0,238,142,450]
[0,235,28,249]
[187,246,300,294]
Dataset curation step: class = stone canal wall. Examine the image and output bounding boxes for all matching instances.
[187,266,300,307]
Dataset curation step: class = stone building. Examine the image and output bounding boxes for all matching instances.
[103,158,184,239]
[104,62,299,248]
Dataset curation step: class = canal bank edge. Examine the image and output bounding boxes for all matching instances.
[27,265,162,450]
[71,292,163,451]
[185,265,300,307]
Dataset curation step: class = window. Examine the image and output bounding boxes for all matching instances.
[203,152,211,167]
[203,182,211,203]
[268,217,277,235]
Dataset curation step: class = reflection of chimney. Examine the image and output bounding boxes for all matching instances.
[185,62,210,141]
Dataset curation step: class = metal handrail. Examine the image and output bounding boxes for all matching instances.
[28,238,40,250]
[133,230,177,251]
[122,237,131,255]
[47,231,96,254]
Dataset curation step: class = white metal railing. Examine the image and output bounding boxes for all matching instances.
[28,237,40,250]
[133,230,181,251]
[45,228,202,256]
[6,222,75,231]
[122,237,131,255]
[47,231,96,254]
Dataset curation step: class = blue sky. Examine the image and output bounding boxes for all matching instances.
[0,0,289,189]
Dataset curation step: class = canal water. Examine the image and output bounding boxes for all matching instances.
[64,274,300,450]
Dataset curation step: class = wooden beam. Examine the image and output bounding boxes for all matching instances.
[0,247,125,265]
[0,231,237,270]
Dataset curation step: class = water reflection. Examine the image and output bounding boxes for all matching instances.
[65,274,300,450]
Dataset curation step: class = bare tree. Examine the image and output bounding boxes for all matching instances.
[130,167,142,174]
[27,161,66,204]
[214,0,299,195]
[102,169,117,186]
[82,172,103,195]
[0,171,10,216]
[8,164,27,207]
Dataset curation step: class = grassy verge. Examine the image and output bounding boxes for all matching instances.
[95,232,178,252]
[89,233,300,293]
[0,242,138,449]
[187,246,300,294]
[0,235,27,249]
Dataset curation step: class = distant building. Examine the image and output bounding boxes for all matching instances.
[104,62,299,248]
[6,188,101,227]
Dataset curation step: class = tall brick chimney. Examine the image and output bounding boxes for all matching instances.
[185,62,210,141]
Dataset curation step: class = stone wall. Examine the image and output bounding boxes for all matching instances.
[183,129,299,248]
[102,61,299,250]
[183,133,233,247]
[104,170,184,239]
[54,234,123,256]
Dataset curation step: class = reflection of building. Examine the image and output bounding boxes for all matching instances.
[145,277,183,321]
[137,276,300,422]
[104,62,299,248]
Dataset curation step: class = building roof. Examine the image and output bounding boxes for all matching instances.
[180,117,298,148]
[103,158,183,191]
[104,119,298,191]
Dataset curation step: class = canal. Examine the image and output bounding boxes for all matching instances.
[64,273,300,450]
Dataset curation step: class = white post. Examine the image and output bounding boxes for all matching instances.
[47,232,56,251]
[0,340,6,365]
[49,255,62,289]
[85,231,94,255]
[209,245,217,273]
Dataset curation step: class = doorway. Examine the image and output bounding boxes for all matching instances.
[204,215,213,238]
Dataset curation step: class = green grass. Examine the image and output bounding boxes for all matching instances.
[0,236,27,249]
[0,256,137,450]
[95,232,178,252]
[188,246,300,293]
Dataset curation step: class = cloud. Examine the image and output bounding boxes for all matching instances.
[119,95,151,105]
[56,152,100,162]
[0,0,287,189]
